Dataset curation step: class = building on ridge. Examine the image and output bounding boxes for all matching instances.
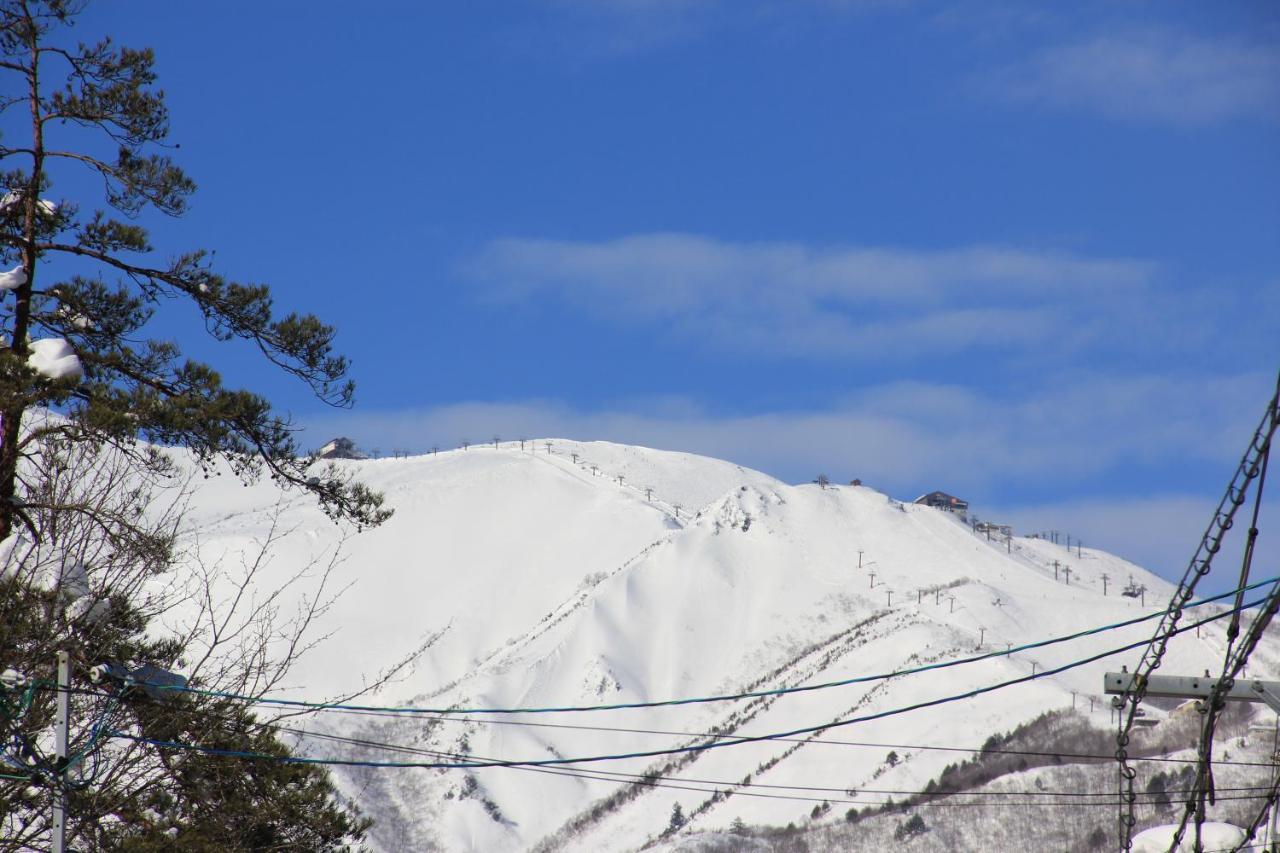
[913,491,969,514]
[316,436,367,460]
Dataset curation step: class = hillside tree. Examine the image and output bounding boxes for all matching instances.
[0,0,389,547]
[0,1,396,849]
[0,440,379,851]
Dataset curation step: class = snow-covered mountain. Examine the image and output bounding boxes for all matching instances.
[182,440,1279,852]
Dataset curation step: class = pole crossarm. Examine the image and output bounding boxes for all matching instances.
[1105,671,1280,714]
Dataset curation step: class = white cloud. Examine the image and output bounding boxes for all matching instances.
[306,370,1276,584]
[992,494,1280,597]
[534,0,725,54]
[550,0,715,11]
[464,234,1156,359]
[307,371,1269,500]
[982,31,1280,125]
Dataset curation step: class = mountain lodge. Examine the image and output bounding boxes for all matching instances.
[914,491,969,513]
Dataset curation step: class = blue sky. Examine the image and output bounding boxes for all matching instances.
[39,1,1280,584]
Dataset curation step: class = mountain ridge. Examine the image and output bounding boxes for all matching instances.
[179,439,1268,851]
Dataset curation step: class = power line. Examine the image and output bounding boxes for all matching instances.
[120,577,1277,717]
[94,694,1280,813]
[324,726,1280,811]
[64,683,1280,774]
[254,698,1280,770]
[1169,582,1280,852]
[1115,372,1280,850]
[1134,375,1279,853]
[286,722,1280,800]
[105,595,1263,772]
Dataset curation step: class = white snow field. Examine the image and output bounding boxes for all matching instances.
[179,440,1280,852]
[1131,822,1247,852]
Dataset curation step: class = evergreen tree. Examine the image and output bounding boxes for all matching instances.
[0,2,391,848]
[0,0,389,545]
[893,813,927,841]
[0,441,373,851]
[107,699,369,852]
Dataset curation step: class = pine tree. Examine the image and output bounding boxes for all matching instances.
[0,441,374,851]
[0,3,390,848]
[0,0,390,545]
[105,699,370,852]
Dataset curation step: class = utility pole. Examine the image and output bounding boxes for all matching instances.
[1106,670,1280,714]
[52,650,69,853]
[857,550,864,569]
[978,627,985,648]
[1053,560,1060,581]
[1268,717,1280,852]
[1077,539,1082,558]
[1101,573,1110,596]
[935,589,942,605]
[1105,671,1280,835]
[917,589,923,605]
[1063,566,1072,585]
[645,487,653,501]
[886,589,893,607]
[869,571,876,589]
[949,595,956,613]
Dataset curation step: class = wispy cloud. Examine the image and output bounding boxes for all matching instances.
[993,494,1279,595]
[550,0,715,12]
[306,370,1275,582]
[533,0,911,54]
[464,233,1161,360]
[308,372,1268,496]
[534,0,725,54]
[980,30,1280,125]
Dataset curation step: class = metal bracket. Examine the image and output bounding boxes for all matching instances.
[1104,671,1280,714]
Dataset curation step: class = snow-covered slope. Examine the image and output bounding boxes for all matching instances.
[183,440,780,698]
[179,440,1277,852]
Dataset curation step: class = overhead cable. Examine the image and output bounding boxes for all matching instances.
[106,595,1262,772]
[116,576,1276,717]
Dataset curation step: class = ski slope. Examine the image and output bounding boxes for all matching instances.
[177,440,1277,852]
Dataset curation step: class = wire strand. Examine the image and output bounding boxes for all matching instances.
[117,576,1278,717]
[106,594,1262,772]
